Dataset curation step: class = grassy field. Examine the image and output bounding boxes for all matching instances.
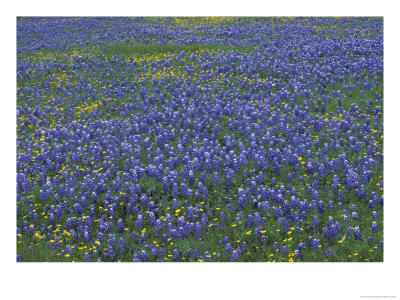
[17,17,383,262]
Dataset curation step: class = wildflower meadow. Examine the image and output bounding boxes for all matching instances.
[16,17,383,262]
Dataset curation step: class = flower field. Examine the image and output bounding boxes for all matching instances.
[16,17,383,262]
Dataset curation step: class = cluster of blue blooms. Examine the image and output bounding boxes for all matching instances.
[16,17,383,262]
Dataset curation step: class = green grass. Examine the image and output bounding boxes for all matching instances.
[17,18,383,262]
[24,43,254,61]
[94,43,254,57]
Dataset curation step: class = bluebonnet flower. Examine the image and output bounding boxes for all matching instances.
[148,247,157,258]
[172,182,179,197]
[311,239,320,250]
[171,199,179,210]
[106,246,116,260]
[359,185,366,200]
[345,169,359,190]
[117,218,125,234]
[225,243,233,255]
[231,249,240,261]
[188,171,195,187]
[246,215,254,227]
[362,170,373,184]
[137,250,148,262]
[273,242,280,253]
[222,236,230,244]
[84,252,91,262]
[119,238,126,254]
[352,212,360,221]
[136,215,144,231]
[220,212,226,222]
[108,234,116,248]
[257,172,265,184]
[83,230,91,243]
[162,177,170,193]
[254,212,264,225]
[371,221,379,233]
[346,226,353,239]
[225,174,233,190]
[194,223,202,238]
[241,242,248,250]
[74,203,83,214]
[331,175,340,191]
[66,217,75,229]
[194,249,201,259]
[180,182,188,197]
[323,221,341,240]
[337,190,344,202]
[162,234,169,243]
[149,212,157,226]
[173,250,181,262]
[313,215,320,228]
[317,201,325,215]
[70,230,78,243]
[354,227,363,240]
[349,204,358,212]
[213,172,220,186]
[203,251,212,262]
[313,190,319,202]
[343,215,349,224]
[326,249,333,258]
[185,248,192,260]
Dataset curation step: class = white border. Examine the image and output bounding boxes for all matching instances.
[1,1,399,300]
